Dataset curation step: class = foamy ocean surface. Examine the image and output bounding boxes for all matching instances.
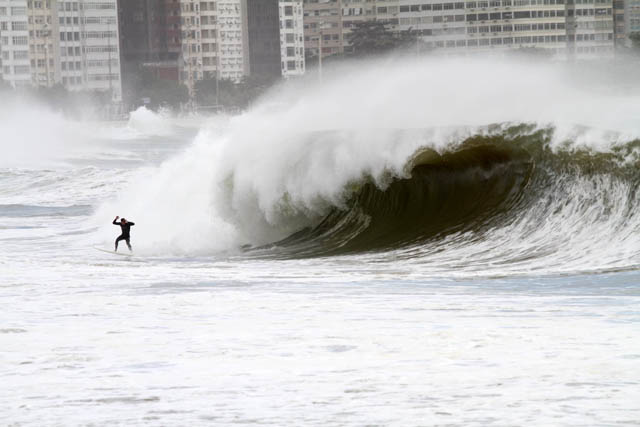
[1,58,640,426]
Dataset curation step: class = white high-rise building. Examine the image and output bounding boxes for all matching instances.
[57,0,122,100]
[180,0,204,97]
[31,0,59,87]
[394,0,580,56]
[279,0,305,77]
[200,0,219,80]
[0,0,32,88]
[179,0,248,96]
[0,0,122,100]
[217,0,248,80]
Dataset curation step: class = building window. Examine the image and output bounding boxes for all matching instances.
[12,36,29,45]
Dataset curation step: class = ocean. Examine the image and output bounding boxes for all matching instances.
[1,58,639,425]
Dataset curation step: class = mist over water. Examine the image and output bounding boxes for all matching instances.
[0,102,94,168]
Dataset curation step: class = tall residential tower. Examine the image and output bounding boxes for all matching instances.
[246,0,305,79]
[0,0,122,99]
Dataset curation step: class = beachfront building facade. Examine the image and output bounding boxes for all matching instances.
[28,0,59,87]
[303,0,615,58]
[0,0,32,87]
[245,0,305,79]
[279,0,306,77]
[303,0,344,59]
[614,0,640,46]
[0,0,122,99]
[179,0,204,97]
[566,0,615,56]
[397,0,571,54]
[0,0,58,87]
[58,0,122,100]
[178,0,248,95]
[627,0,640,36]
[614,0,625,44]
[216,0,249,80]
[199,0,220,80]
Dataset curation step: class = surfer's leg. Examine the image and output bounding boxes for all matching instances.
[126,238,132,251]
[115,235,125,252]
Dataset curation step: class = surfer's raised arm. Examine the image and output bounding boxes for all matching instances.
[113,216,119,225]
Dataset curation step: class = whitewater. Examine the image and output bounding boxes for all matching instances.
[1,57,640,426]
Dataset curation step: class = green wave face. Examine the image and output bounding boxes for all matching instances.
[267,125,640,260]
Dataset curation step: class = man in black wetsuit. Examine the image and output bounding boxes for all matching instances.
[113,216,135,252]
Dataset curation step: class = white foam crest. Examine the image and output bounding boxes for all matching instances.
[125,106,174,137]
[93,56,640,256]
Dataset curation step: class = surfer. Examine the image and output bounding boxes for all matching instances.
[113,216,135,252]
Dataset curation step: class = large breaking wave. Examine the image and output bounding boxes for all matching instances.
[91,57,640,275]
[271,127,639,271]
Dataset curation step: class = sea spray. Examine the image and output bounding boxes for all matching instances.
[126,106,174,137]
[91,57,640,275]
[0,101,96,168]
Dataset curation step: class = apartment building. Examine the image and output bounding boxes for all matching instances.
[165,0,181,55]
[245,0,305,78]
[178,0,247,96]
[303,0,615,58]
[566,0,615,56]
[179,0,203,96]
[627,0,640,35]
[304,0,409,59]
[0,0,34,87]
[117,0,305,103]
[216,0,248,80]
[341,0,399,53]
[303,0,344,58]
[613,0,640,46]
[28,0,58,87]
[57,0,122,99]
[279,0,305,77]
[394,0,608,57]
[0,0,122,99]
[199,0,219,80]
[614,0,625,44]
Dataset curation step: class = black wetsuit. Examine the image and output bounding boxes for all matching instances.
[113,219,135,251]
